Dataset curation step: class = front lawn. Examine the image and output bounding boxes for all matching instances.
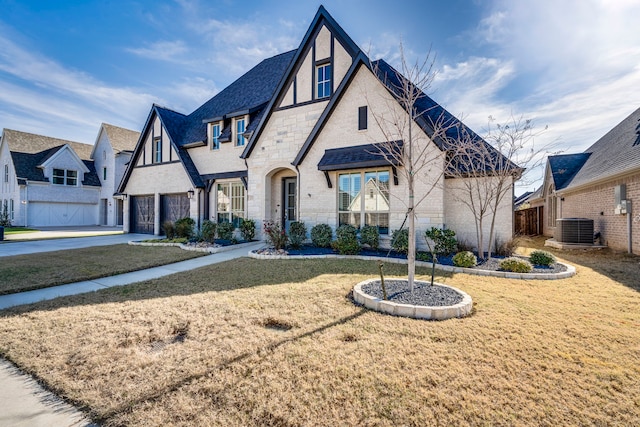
[0,244,205,295]
[0,241,638,426]
[3,227,39,235]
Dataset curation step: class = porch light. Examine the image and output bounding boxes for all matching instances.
[187,189,195,199]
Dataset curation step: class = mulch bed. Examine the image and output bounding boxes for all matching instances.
[361,279,464,306]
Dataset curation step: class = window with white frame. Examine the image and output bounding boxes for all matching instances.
[4,164,8,182]
[235,118,246,147]
[52,169,78,186]
[316,63,331,98]
[153,136,162,163]
[338,170,390,234]
[211,122,221,150]
[217,181,245,227]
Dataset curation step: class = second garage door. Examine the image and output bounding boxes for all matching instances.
[160,194,190,224]
[130,195,154,234]
[28,202,97,227]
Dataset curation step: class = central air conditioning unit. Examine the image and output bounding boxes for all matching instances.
[554,218,594,244]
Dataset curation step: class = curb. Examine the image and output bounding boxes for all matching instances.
[129,240,259,254]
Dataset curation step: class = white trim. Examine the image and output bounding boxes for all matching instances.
[39,144,90,173]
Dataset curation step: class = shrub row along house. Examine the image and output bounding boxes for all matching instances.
[523,107,640,254]
[0,124,139,227]
[118,6,517,249]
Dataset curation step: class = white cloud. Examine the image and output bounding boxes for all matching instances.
[126,40,190,62]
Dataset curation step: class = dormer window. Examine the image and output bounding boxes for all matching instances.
[53,169,77,186]
[316,63,331,99]
[235,117,246,147]
[211,122,221,150]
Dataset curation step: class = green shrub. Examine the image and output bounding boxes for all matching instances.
[263,220,288,250]
[391,229,409,254]
[424,227,457,255]
[162,220,176,239]
[453,251,477,268]
[499,257,533,273]
[174,217,195,238]
[360,225,380,250]
[310,223,333,248]
[288,221,307,249]
[332,224,360,255]
[239,218,256,241]
[416,251,433,262]
[217,222,235,240]
[529,250,556,266]
[201,220,217,243]
[0,203,10,227]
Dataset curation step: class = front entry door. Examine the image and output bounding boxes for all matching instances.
[282,177,297,230]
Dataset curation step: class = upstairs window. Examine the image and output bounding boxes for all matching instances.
[3,164,8,182]
[358,106,368,130]
[153,137,162,163]
[103,167,107,181]
[316,63,331,99]
[53,169,77,186]
[235,118,246,147]
[211,123,221,150]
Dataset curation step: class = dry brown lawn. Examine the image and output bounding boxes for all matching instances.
[0,239,639,426]
[0,244,205,295]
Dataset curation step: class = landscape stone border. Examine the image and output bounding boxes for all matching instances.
[248,251,576,280]
[353,278,473,320]
[129,240,258,254]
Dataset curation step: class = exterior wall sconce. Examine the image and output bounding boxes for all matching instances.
[187,189,195,199]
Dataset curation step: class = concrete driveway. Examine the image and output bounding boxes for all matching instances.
[0,230,158,258]
[2,225,125,241]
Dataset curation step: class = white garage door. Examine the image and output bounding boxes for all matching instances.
[28,202,98,227]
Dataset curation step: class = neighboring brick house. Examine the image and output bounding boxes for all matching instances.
[118,6,516,250]
[0,124,138,227]
[91,123,139,226]
[528,107,640,254]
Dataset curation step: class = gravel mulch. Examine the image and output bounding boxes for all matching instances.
[361,280,464,306]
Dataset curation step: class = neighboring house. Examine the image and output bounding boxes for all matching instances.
[91,123,139,226]
[118,6,516,250]
[529,107,640,254]
[0,129,100,226]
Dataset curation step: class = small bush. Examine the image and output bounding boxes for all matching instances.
[500,257,533,273]
[495,235,520,257]
[162,220,176,239]
[529,250,556,266]
[239,218,256,241]
[217,222,235,240]
[453,251,477,268]
[263,220,288,250]
[391,229,409,254]
[174,217,195,238]
[332,224,360,255]
[425,227,457,255]
[0,203,10,227]
[288,221,307,249]
[201,220,217,243]
[310,223,333,248]
[416,251,433,262]
[360,225,380,250]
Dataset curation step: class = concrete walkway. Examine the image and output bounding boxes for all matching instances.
[2,226,125,242]
[0,239,263,426]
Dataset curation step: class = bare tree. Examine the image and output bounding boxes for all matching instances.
[446,115,550,259]
[366,44,453,292]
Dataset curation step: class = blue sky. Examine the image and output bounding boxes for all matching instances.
[1,0,639,194]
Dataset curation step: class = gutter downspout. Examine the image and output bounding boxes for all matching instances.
[627,200,633,254]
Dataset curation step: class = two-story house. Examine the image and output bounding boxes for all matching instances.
[118,6,516,250]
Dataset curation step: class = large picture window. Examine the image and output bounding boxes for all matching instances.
[52,169,77,186]
[338,170,390,234]
[217,181,245,227]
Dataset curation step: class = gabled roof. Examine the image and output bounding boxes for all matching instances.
[547,153,591,190]
[317,142,402,171]
[241,5,361,159]
[562,107,640,190]
[10,146,100,186]
[2,128,93,159]
[91,123,140,158]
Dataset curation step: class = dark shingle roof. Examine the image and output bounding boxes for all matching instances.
[174,51,295,147]
[318,142,401,171]
[563,107,640,190]
[10,147,101,186]
[547,153,591,190]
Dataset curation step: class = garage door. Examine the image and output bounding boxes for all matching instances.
[130,195,155,234]
[160,194,190,224]
[28,202,98,227]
